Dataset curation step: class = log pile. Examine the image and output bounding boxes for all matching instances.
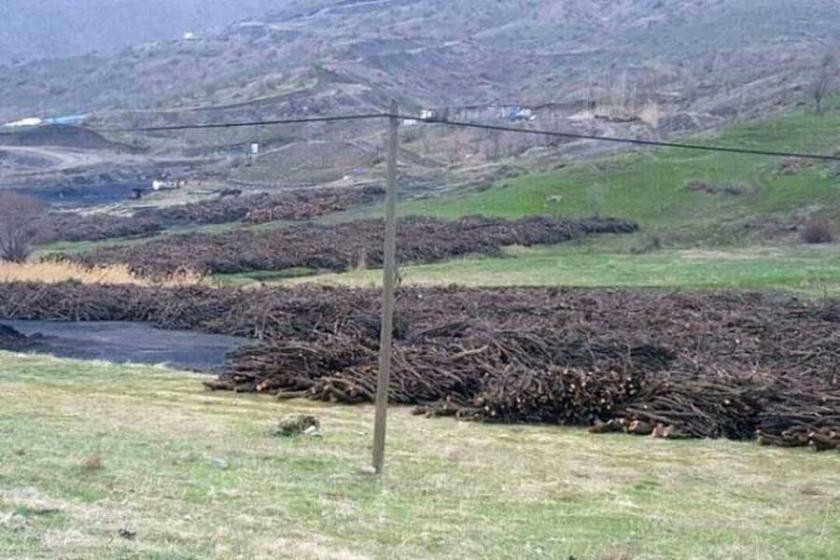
[0,282,838,451]
[56,215,638,277]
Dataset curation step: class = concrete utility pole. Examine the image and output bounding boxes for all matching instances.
[372,100,400,475]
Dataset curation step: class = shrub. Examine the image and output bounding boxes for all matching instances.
[0,193,42,263]
[800,220,834,244]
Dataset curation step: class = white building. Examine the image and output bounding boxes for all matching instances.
[3,117,42,128]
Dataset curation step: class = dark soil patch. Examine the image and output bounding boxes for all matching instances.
[685,179,755,196]
[0,324,32,350]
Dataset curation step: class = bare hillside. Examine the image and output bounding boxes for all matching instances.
[2,0,839,121]
[1,0,838,195]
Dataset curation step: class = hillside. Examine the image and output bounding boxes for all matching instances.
[222,101,840,294]
[2,0,838,199]
[2,0,839,122]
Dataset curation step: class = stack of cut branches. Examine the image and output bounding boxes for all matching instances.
[56,215,638,277]
[38,186,385,243]
[1,281,839,450]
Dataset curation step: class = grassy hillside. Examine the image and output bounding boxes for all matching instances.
[2,353,839,559]
[399,104,840,243]
[41,103,840,294]
[222,104,840,293]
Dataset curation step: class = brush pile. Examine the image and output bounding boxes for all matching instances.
[57,215,638,276]
[1,282,838,451]
[38,213,164,243]
[38,186,385,243]
[242,186,385,224]
[141,185,385,226]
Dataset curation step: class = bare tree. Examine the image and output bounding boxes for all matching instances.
[484,129,502,162]
[0,193,43,263]
[814,53,836,115]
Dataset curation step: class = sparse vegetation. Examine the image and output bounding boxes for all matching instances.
[0,193,43,263]
[813,53,836,115]
[800,220,834,244]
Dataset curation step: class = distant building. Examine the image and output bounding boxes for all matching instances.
[3,117,42,128]
[500,106,535,122]
[183,31,196,40]
[44,114,89,126]
[3,114,89,128]
[420,108,449,122]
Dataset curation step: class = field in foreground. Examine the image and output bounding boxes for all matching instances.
[1,353,839,559]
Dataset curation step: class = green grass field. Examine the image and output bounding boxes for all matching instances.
[2,353,839,560]
[276,241,840,296]
[253,105,840,292]
[398,107,840,240]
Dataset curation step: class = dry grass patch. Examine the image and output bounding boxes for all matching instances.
[0,260,201,286]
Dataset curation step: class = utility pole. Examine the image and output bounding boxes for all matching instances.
[372,100,400,475]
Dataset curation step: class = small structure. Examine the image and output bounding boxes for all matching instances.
[44,114,89,126]
[3,117,42,128]
[420,108,449,122]
[183,31,196,40]
[152,179,185,191]
[500,106,535,122]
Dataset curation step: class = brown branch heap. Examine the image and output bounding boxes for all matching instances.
[1,282,838,451]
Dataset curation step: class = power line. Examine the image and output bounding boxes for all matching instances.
[0,113,387,136]
[102,111,840,161]
[100,112,388,132]
[2,109,839,162]
[399,115,840,162]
